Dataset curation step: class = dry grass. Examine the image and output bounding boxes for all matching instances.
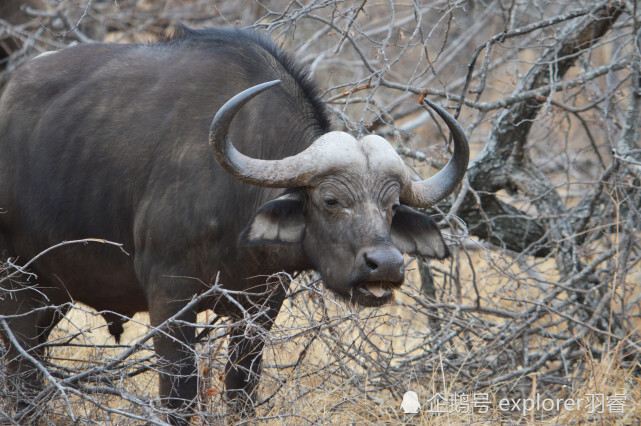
[31,248,639,424]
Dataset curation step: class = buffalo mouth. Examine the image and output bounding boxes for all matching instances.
[350,280,402,307]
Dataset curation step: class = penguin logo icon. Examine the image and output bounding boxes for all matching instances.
[401,391,420,414]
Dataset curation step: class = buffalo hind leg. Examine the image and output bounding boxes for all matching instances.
[0,287,69,419]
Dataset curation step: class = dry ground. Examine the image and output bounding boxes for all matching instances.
[35,248,640,424]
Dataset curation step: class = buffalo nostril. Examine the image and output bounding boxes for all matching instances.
[364,253,379,271]
[361,247,405,281]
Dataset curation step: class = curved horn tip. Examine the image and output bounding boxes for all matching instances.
[209,80,281,133]
[401,97,469,208]
[422,98,463,131]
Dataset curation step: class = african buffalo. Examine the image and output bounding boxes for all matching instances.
[0,25,468,422]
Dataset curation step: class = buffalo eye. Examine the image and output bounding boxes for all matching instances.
[383,202,400,221]
[324,198,339,207]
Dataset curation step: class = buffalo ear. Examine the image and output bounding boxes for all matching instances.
[241,193,305,245]
[391,205,449,259]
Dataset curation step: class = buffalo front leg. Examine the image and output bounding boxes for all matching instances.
[148,296,198,425]
[224,293,285,417]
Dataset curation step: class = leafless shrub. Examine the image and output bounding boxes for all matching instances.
[1,0,640,423]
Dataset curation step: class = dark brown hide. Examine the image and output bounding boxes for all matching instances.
[0,26,459,422]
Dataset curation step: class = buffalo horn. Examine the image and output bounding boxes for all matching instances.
[209,80,319,188]
[400,98,470,208]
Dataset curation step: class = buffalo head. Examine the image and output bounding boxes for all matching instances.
[209,80,469,307]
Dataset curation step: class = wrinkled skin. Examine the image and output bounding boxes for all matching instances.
[0,26,463,424]
[242,133,449,307]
